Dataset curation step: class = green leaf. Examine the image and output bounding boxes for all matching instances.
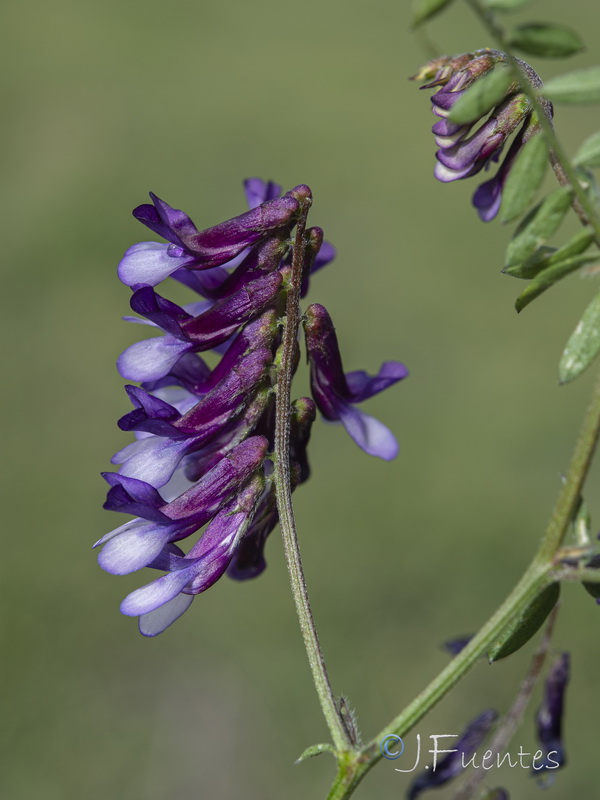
[503,227,595,278]
[506,23,584,58]
[500,134,548,223]
[482,0,531,10]
[505,186,572,267]
[515,252,599,312]
[448,67,513,125]
[574,131,600,169]
[295,743,335,764]
[559,289,600,383]
[541,67,600,104]
[411,0,454,26]
[488,583,560,663]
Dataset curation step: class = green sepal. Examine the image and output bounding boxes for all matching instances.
[411,0,455,27]
[505,186,572,267]
[482,0,531,10]
[487,583,560,663]
[295,743,336,764]
[574,131,600,169]
[540,67,600,104]
[448,67,513,125]
[559,289,600,383]
[506,23,584,59]
[500,133,548,223]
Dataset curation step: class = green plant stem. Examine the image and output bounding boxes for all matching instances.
[273,197,351,754]
[464,0,600,245]
[326,366,600,799]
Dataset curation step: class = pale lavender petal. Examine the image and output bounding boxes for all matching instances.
[336,402,399,460]
[118,242,193,288]
[117,336,192,381]
[120,561,200,616]
[117,436,193,488]
[138,594,194,637]
[97,523,175,575]
[93,517,145,549]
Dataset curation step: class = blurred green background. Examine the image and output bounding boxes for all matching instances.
[3,0,600,797]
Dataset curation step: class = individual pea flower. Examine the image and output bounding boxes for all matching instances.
[533,652,569,776]
[407,710,498,799]
[413,50,550,221]
[303,304,408,460]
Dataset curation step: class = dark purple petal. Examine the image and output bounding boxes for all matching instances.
[344,361,409,402]
[243,177,283,209]
[162,436,268,523]
[534,652,569,774]
[209,234,289,300]
[101,473,167,520]
[174,348,272,435]
[180,196,299,267]
[181,272,283,349]
[118,385,181,436]
[129,286,193,338]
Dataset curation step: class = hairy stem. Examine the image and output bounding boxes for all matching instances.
[273,195,351,753]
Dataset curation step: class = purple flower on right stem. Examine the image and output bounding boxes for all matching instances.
[413,50,550,222]
[303,304,408,460]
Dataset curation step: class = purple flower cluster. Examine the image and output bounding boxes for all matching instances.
[414,50,548,221]
[96,179,408,635]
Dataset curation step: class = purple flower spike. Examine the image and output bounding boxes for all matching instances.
[304,304,408,460]
[534,652,569,774]
[100,178,406,634]
[407,710,498,799]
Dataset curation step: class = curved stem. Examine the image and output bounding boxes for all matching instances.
[273,195,351,753]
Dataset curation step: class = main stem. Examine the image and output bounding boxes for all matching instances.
[273,197,351,753]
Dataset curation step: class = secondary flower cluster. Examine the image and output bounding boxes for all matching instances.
[96,179,408,635]
[413,49,550,222]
